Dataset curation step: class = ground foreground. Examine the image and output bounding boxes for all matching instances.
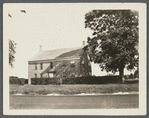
[10,94,138,109]
[10,83,138,95]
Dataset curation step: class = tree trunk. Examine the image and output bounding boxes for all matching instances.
[119,67,124,83]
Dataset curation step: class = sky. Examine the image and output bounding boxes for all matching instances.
[4,3,133,78]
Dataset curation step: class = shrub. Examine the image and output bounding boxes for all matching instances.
[25,79,28,84]
[134,69,139,78]
[62,76,121,84]
[129,73,134,79]
[124,75,129,79]
[9,77,26,85]
[31,78,61,85]
[30,76,125,85]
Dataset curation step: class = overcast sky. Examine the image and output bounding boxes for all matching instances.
[4,3,134,78]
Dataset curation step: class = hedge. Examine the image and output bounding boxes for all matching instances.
[62,76,121,84]
[31,76,121,85]
[124,79,139,84]
[9,78,28,85]
[31,78,61,85]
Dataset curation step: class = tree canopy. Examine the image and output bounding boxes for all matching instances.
[84,10,139,80]
[9,39,16,67]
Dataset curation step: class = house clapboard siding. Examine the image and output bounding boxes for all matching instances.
[28,47,92,84]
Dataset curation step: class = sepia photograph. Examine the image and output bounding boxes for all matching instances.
[3,3,146,115]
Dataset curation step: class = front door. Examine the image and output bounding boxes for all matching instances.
[49,73,54,78]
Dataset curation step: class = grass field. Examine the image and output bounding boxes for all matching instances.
[9,83,139,95]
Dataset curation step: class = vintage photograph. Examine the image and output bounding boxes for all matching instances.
[3,3,146,115]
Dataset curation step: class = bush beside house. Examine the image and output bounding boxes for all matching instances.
[31,78,61,85]
[30,76,123,85]
[9,76,28,85]
[62,76,121,84]
[10,75,139,85]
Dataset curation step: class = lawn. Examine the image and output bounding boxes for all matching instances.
[9,83,139,95]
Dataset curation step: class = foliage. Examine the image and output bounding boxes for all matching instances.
[134,69,139,78]
[129,73,134,79]
[31,76,121,85]
[9,39,17,67]
[84,10,139,79]
[62,76,121,84]
[9,77,27,85]
[31,78,61,85]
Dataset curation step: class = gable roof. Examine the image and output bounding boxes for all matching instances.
[29,47,83,62]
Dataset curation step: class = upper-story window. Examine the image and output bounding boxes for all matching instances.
[50,62,53,68]
[34,64,37,70]
[40,63,43,70]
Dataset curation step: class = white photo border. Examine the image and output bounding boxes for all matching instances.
[3,3,147,115]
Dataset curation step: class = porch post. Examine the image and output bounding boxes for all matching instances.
[48,72,49,78]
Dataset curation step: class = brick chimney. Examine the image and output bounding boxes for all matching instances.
[39,45,42,52]
[83,41,85,46]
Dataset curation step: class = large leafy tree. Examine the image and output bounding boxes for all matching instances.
[84,10,139,81]
[9,39,16,67]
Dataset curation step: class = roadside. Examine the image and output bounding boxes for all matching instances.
[10,83,139,96]
[10,94,139,109]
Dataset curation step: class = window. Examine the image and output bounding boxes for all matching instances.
[35,74,37,78]
[70,73,75,77]
[63,64,66,67]
[70,60,74,64]
[49,73,54,78]
[63,71,66,78]
[70,63,75,68]
[40,63,43,70]
[40,74,42,78]
[34,64,37,70]
[70,60,75,68]
[50,62,53,68]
